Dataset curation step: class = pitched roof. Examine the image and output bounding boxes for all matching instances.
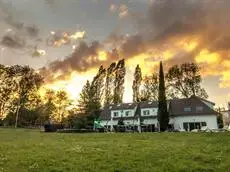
[108,103,137,110]
[99,96,218,120]
[194,96,215,105]
[139,101,158,108]
[169,96,218,116]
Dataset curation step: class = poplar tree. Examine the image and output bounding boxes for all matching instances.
[90,65,106,106]
[132,65,142,102]
[104,62,116,105]
[113,59,126,104]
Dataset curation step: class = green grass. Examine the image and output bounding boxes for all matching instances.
[0,129,230,172]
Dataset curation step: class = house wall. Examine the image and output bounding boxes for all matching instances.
[141,108,158,116]
[100,119,139,126]
[143,118,158,125]
[171,115,218,131]
[100,115,218,131]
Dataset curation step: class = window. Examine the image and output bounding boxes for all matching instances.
[143,110,150,116]
[184,107,191,112]
[113,112,119,117]
[183,122,189,131]
[201,122,207,126]
[196,106,203,112]
[125,111,131,116]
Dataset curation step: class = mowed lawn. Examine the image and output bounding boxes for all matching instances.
[0,129,230,172]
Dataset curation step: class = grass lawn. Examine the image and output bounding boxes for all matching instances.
[0,129,230,172]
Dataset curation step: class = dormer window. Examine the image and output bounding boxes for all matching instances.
[184,107,191,112]
[143,110,150,116]
[125,111,131,116]
[113,112,119,117]
[196,106,203,112]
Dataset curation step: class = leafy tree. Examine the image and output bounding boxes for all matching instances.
[40,89,56,124]
[54,90,70,123]
[8,65,43,128]
[4,107,40,127]
[78,80,92,114]
[132,65,142,102]
[113,59,126,104]
[78,80,100,127]
[166,62,208,99]
[157,61,169,131]
[0,65,18,119]
[104,62,116,105]
[78,66,106,127]
[140,74,158,101]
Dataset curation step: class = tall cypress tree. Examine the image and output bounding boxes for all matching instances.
[132,65,142,102]
[157,61,169,131]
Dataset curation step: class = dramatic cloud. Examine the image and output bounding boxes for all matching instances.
[1,32,26,49]
[0,0,41,53]
[42,0,230,88]
[40,41,119,82]
[46,30,86,48]
[109,3,129,19]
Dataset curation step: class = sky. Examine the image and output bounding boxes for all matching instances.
[0,0,230,107]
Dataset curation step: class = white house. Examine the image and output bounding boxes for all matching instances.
[99,96,218,132]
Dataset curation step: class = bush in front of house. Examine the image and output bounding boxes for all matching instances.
[44,124,64,132]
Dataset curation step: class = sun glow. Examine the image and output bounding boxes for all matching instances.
[195,49,221,64]
[98,51,107,61]
[41,69,97,101]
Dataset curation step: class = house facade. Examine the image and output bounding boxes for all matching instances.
[99,96,218,132]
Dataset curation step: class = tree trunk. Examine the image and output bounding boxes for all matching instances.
[137,117,141,133]
[15,103,20,128]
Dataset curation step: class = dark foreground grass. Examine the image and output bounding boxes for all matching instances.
[0,129,230,172]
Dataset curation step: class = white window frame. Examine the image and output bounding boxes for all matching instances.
[113,111,119,117]
[143,110,150,116]
[196,106,203,112]
[125,111,131,116]
[184,107,191,112]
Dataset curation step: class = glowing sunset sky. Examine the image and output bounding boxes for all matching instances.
[0,0,230,107]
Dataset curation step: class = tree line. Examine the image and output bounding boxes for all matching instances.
[77,59,207,130]
[0,59,207,129]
